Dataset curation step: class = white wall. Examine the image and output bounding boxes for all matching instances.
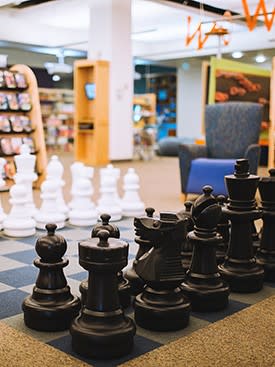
[176,60,204,139]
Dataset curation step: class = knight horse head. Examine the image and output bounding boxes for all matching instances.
[134,212,188,284]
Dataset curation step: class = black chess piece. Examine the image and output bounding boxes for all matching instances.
[181,186,229,312]
[256,169,275,281]
[216,195,230,264]
[70,230,136,359]
[252,221,261,254]
[134,212,191,331]
[124,207,155,295]
[178,201,194,272]
[79,213,131,308]
[219,159,264,293]
[22,224,81,331]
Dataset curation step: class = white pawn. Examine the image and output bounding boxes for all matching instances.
[4,181,35,237]
[100,164,121,204]
[35,180,65,230]
[14,144,37,217]
[47,155,68,217]
[121,168,145,217]
[0,158,6,229]
[97,175,122,221]
[69,177,98,226]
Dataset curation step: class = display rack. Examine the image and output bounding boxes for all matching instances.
[133,93,156,128]
[74,59,109,166]
[148,74,177,140]
[0,64,47,188]
[39,88,74,151]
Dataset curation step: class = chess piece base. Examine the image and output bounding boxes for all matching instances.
[4,218,35,237]
[134,287,191,331]
[219,263,264,292]
[180,281,229,312]
[70,309,135,359]
[22,293,81,331]
[69,215,97,227]
[256,252,275,282]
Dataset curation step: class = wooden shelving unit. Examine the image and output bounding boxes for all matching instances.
[133,93,156,129]
[74,59,109,166]
[2,64,47,188]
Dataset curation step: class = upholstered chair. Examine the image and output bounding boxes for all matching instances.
[179,102,263,198]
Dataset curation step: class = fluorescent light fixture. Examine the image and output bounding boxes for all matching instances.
[255,54,266,63]
[45,62,72,74]
[52,74,61,82]
[232,51,244,59]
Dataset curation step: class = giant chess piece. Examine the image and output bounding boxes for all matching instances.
[219,159,264,292]
[3,180,35,237]
[35,180,66,229]
[256,169,275,281]
[124,207,155,295]
[47,155,68,217]
[69,175,97,226]
[97,175,122,221]
[14,144,37,217]
[181,186,229,312]
[70,230,136,359]
[134,212,190,331]
[69,162,94,209]
[178,201,194,272]
[0,157,7,229]
[79,213,131,308]
[100,164,121,204]
[121,168,145,217]
[22,224,81,331]
[216,195,230,264]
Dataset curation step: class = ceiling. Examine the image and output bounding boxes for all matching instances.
[0,0,273,62]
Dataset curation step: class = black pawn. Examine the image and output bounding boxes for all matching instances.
[256,169,275,281]
[219,159,264,292]
[216,195,230,264]
[79,213,131,308]
[22,224,81,331]
[134,212,191,331]
[181,186,229,312]
[124,207,155,295]
[70,230,136,359]
[178,201,194,272]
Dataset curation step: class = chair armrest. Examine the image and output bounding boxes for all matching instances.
[178,144,208,194]
[244,144,260,175]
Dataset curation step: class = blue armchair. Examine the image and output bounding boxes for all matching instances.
[179,102,263,197]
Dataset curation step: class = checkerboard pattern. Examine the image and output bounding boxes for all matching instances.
[0,218,274,367]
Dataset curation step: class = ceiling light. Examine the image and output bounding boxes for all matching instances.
[44,51,73,75]
[52,74,61,82]
[232,51,244,59]
[255,54,266,63]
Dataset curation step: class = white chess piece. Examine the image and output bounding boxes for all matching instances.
[0,158,7,229]
[69,177,98,226]
[35,180,66,230]
[47,155,68,217]
[100,164,121,204]
[3,181,36,237]
[69,162,94,208]
[121,168,145,217]
[14,144,37,217]
[97,175,122,221]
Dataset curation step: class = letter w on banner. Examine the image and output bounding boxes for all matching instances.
[242,0,275,31]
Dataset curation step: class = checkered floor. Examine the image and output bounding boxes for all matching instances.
[0,218,274,367]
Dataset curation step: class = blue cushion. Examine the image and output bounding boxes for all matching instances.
[186,158,236,196]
